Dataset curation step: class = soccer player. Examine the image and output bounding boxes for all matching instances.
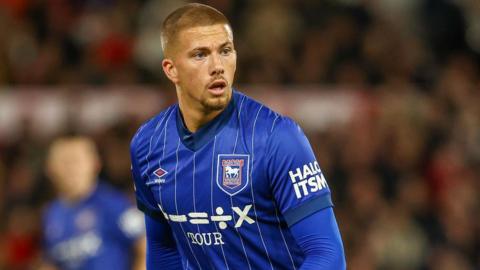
[42,136,146,270]
[130,3,346,269]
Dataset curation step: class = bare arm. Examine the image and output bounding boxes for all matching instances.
[132,236,147,270]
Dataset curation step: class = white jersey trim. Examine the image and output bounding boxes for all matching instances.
[249,106,275,270]
[175,138,203,269]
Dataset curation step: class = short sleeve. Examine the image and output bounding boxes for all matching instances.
[130,138,164,220]
[103,189,145,244]
[116,206,145,242]
[267,117,333,227]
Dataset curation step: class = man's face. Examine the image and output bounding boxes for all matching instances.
[47,139,99,201]
[164,24,237,112]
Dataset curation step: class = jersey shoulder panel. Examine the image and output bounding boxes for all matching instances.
[235,92,282,138]
[268,114,301,140]
[130,105,177,171]
[264,113,333,226]
[94,183,131,209]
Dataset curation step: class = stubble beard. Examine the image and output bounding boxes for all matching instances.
[200,89,231,113]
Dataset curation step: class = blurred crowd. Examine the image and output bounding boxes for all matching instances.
[1,0,480,269]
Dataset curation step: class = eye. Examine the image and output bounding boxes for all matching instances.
[193,51,206,60]
[220,47,232,56]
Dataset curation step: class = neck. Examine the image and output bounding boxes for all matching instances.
[59,181,96,204]
[179,101,223,132]
[177,90,231,133]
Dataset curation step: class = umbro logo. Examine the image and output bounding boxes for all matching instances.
[154,168,168,178]
[146,167,168,186]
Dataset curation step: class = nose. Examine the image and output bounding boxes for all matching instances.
[209,53,224,76]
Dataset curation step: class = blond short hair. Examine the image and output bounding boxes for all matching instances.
[161,3,231,57]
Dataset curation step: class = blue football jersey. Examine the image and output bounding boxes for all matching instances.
[130,91,333,270]
[43,183,145,270]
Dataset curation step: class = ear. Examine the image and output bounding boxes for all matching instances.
[162,58,179,84]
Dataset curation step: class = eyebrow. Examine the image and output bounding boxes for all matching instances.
[219,41,233,48]
[190,41,233,52]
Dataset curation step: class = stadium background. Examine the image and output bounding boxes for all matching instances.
[0,0,479,269]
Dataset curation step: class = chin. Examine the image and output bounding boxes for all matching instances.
[204,99,228,111]
[203,95,229,111]
[203,90,231,111]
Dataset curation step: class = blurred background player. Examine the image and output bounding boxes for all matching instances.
[41,135,146,270]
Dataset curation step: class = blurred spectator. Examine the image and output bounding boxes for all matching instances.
[41,135,145,270]
[1,205,40,270]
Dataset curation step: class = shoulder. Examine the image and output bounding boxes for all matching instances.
[265,115,315,165]
[95,183,131,205]
[94,183,133,214]
[43,200,63,221]
[94,185,144,238]
[130,104,177,159]
[270,115,303,138]
[235,95,308,156]
[234,90,287,136]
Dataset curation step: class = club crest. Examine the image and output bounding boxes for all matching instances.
[217,154,250,196]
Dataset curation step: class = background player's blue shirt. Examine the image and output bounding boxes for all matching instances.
[130,91,333,270]
[43,182,145,270]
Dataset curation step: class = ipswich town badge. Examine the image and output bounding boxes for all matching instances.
[217,154,250,196]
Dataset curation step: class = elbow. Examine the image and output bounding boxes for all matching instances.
[327,235,347,269]
[332,235,346,269]
[302,237,346,270]
[335,247,347,270]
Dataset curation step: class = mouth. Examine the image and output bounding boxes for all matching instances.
[207,80,227,96]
